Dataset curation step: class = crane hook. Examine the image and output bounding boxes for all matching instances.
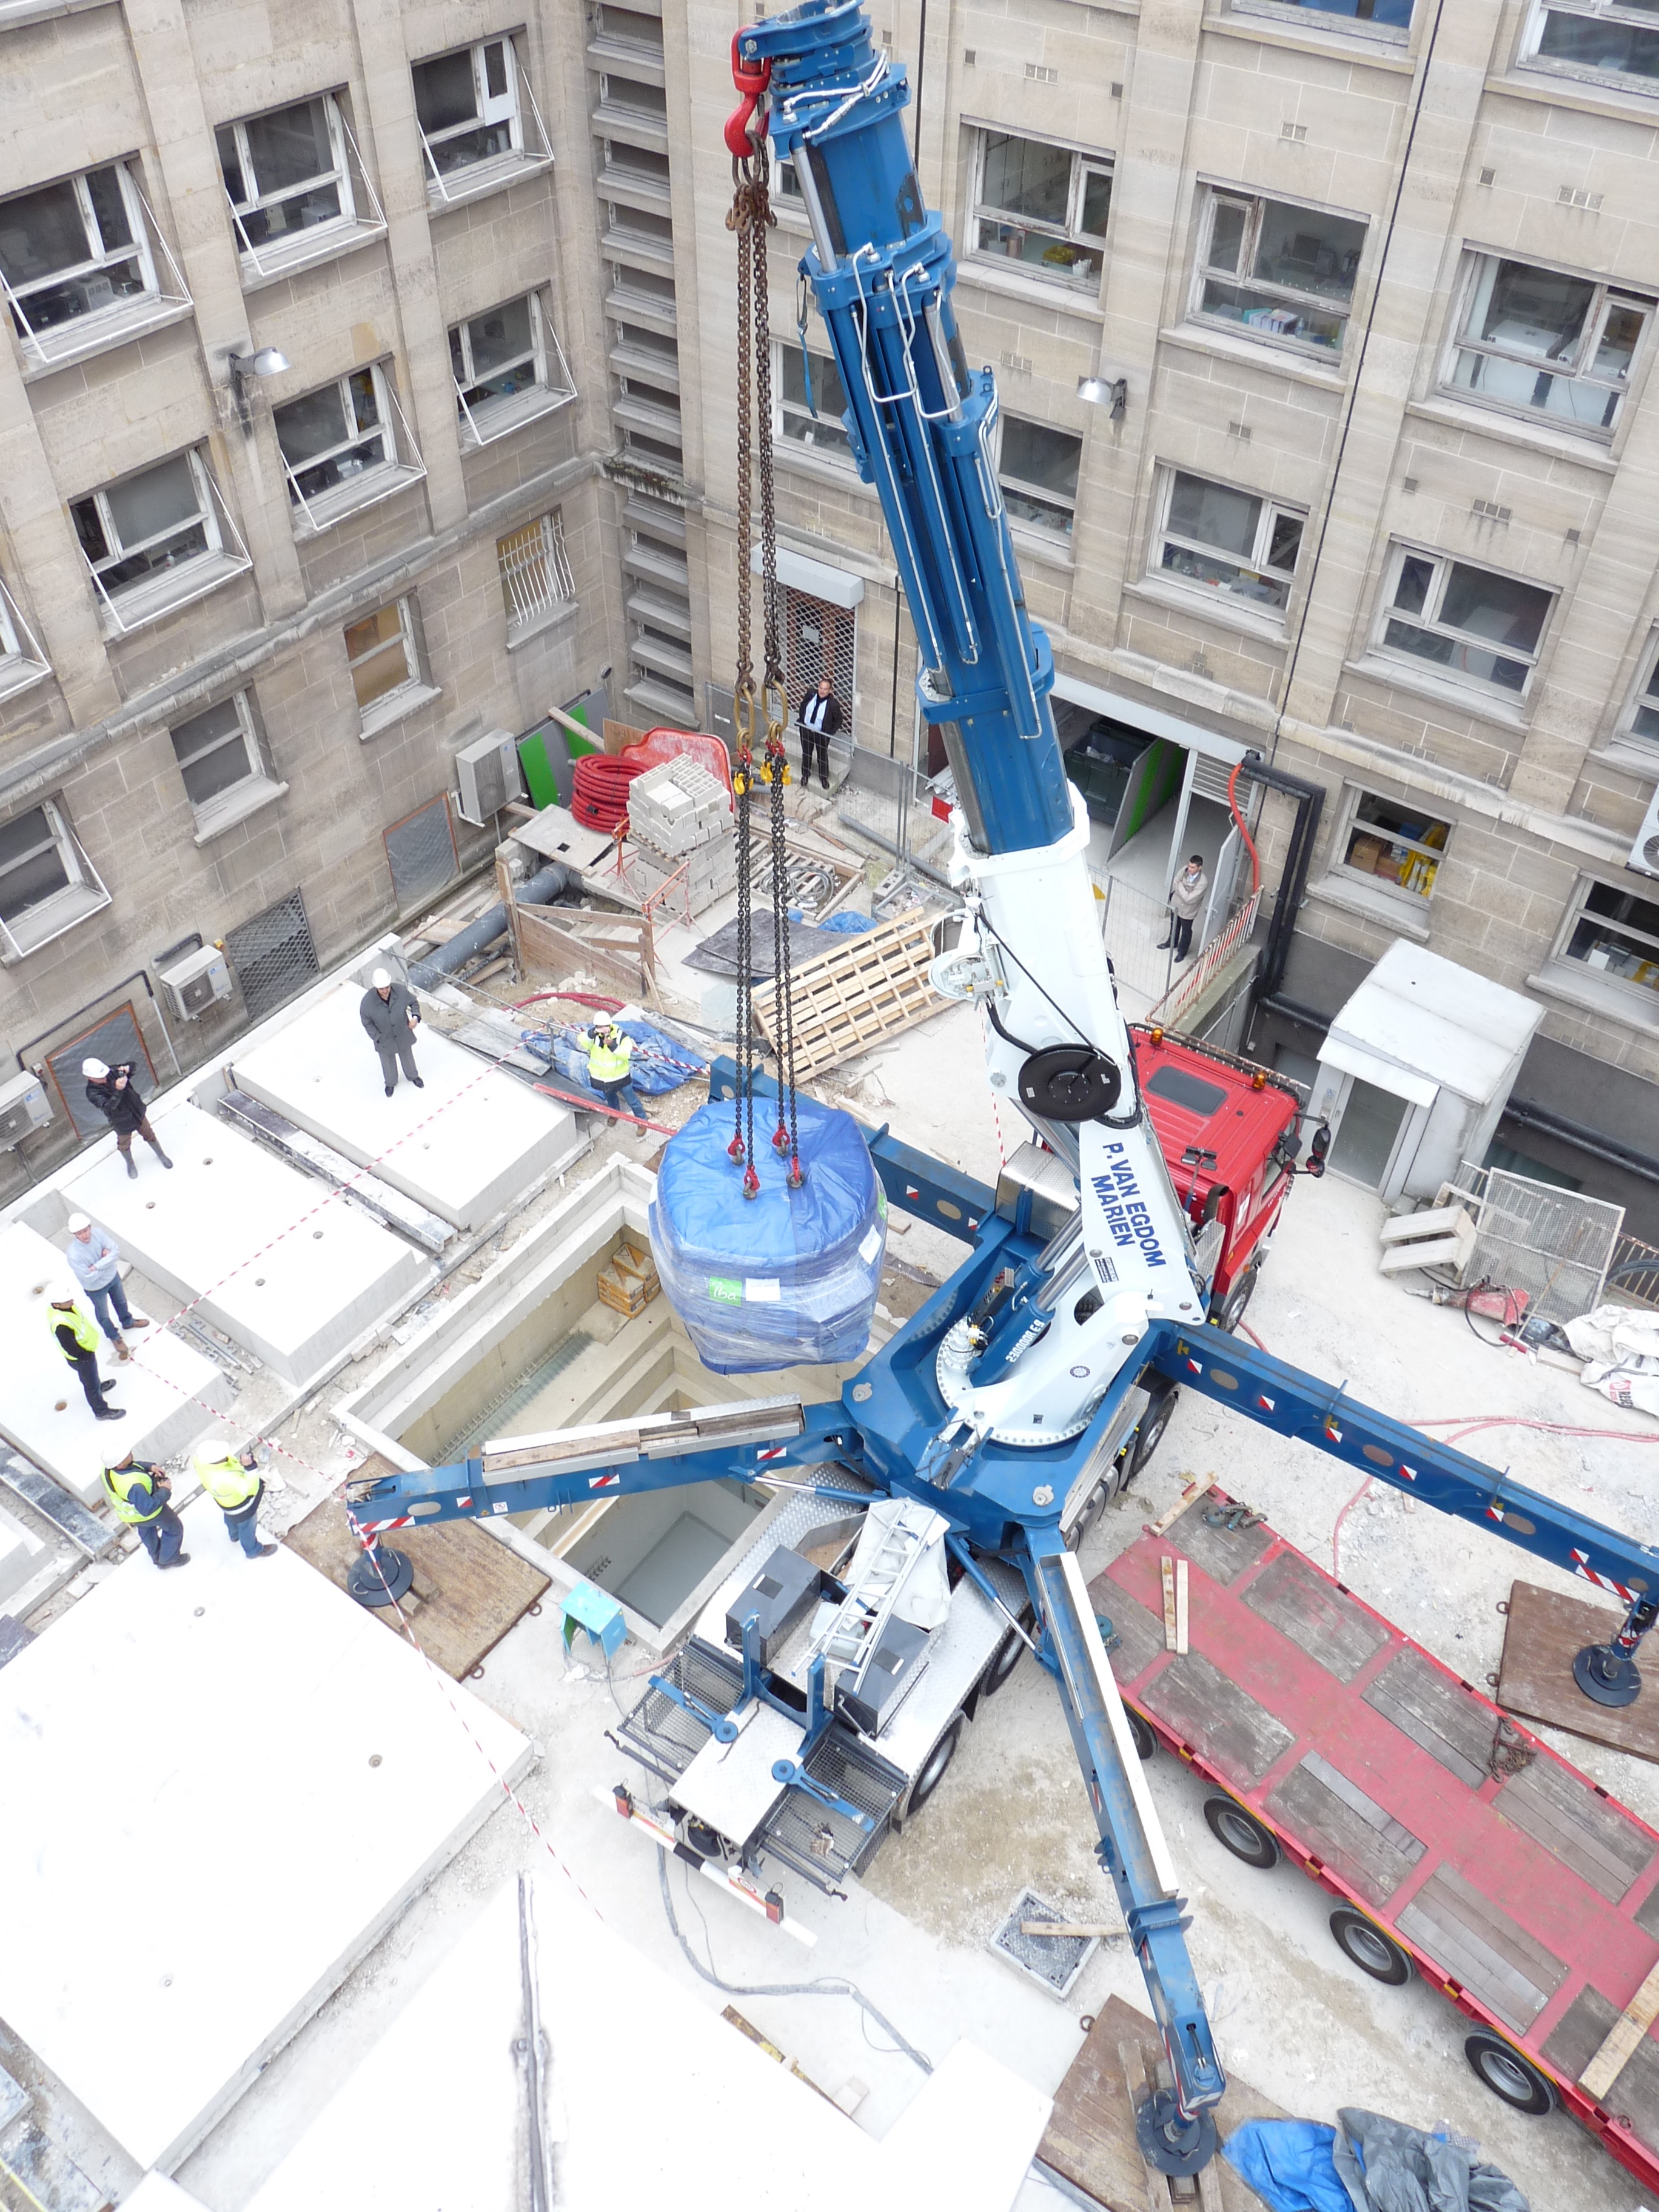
[724,33,771,161]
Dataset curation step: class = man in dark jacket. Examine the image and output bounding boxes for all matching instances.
[83,1058,172,1180]
[797,677,843,791]
[360,967,424,1096]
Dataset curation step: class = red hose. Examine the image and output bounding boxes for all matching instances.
[571,752,648,833]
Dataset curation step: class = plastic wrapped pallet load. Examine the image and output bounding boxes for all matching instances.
[649,1096,887,1373]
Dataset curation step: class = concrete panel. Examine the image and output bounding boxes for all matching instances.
[242,1873,1049,2212]
[0,1500,531,2174]
[232,983,586,1230]
[63,1107,427,1386]
[0,1503,44,1604]
[0,1223,233,1504]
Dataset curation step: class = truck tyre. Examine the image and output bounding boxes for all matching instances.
[907,1715,962,1817]
[1329,1908,1413,1985]
[1202,1795,1279,1869]
[1128,1386,1178,1479]
[1464,2032,1557,2116]
[1215,1265,1259,1335]
[982,1624,1026,1697]
[1127,1706,1156,1761]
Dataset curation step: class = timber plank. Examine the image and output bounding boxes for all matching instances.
[1495,1752,1655,1904]
[1265,1752,1424,1908]
[1161,1497,1273,1587]
[1241,1550,1389,1683]
[1139,1649,1296,1788]
[1496,1580,1659,1766]
[752,909,945,1074]
[1544,1983,1659,2137]
[1362,1648,1495,1789]
[1395,1864,1567,2033]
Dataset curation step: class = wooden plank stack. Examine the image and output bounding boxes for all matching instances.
[752,907,945,1075]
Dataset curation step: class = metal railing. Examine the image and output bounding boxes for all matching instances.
[1146,888,1262,1030]
[498,511,576,630]
[1605,1230,1659,1312]
[1452,1159,1624,1326]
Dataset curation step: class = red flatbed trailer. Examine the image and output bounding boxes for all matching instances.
[1092,1486,1659,2197]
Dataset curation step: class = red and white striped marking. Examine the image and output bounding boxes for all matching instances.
[1255,1393,1276,1413]
[588,1472,620,1490]
[756,1445,786,1463]
[1572,1549,1637,1605]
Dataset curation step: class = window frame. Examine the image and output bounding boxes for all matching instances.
[968,129,1114,295]
[0,159,190,371]
[0,575,51,704]
[0,797,110,964]
[774,338,856,468]
[1615,631,1659,764]
[497,511,576,632]
[344,596,424,725]
[1190,186,1368,360]
[1332,785,1453,907]
[273,361,423,531]
[413,36,552,206]
[994,409,1083,541]
[1372,542,1556,702]
[218,92,387,279]
[1441,249,1653,441]
[1229,0,1413,38]
[1520,0,1659,92]
[70,448,250,635]
[168,690,276,830]
[1549,874,1659,1017]
[1150,466,1307,616]
[450,290,575,445]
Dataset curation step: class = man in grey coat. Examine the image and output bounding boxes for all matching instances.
[360,967,424,1096]
[1158,854,1209,964]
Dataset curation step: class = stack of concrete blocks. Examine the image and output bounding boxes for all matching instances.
[625,761,734,915]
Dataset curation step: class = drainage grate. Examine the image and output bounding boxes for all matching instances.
[434,1330,595,1464]
[990,1888,1099,2000]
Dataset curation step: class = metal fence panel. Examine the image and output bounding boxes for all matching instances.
[1607,1232,1659,1312]
[224,890,320,1025]
[1460,1163,1624,1325]
[384,794,458,914]
[46,1004,155,1138]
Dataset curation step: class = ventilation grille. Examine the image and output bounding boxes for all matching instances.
[224,891,320,1025]
[384,794,460,914]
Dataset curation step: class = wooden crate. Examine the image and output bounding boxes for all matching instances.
[752,907,945,1075]
[597,1235,661,1318]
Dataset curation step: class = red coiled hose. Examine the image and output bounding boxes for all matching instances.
[571,752,648,834]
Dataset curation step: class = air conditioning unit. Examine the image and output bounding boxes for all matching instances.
[0,1070,51,1148]
[1631,785,1659,882]
[158,943,233,1021]
[454,728,525,826]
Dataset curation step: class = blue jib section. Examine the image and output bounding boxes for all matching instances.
[740,0,1074,856]
[649,1098,886,1372]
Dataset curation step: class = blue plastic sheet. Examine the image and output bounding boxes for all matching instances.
[519,1017,705,1100]
[649,1096,886,1373]
[1222,2122,1355,2212]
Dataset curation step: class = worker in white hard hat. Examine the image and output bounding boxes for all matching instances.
[82,1057,172,1179]
[65,1211,150,1361]
[581,1020,644,1124]
[192,1443,276,1559]
[359,966,423,1097]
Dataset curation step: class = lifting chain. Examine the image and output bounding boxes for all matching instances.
[726,127,802,1193]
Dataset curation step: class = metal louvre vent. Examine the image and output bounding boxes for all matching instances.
[47,1004,155,1138]
[224,890,320,1025]
[384,794,459,913]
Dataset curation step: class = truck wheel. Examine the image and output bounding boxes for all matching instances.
[1464,2032,1557,2116]
[1215,1266,1259,1335]
[1128,1386,1178,1479]
[1330,1908,1413,1986]
[1127,1706,1156,1761]
[906,1716,962,1817]
[1202,1795,1279,1869]
[982,1624,1026,1697]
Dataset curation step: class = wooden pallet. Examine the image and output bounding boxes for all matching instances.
[1496,1578,1659,1765]
[597,1235,661,1318]
[752,907,944,1075]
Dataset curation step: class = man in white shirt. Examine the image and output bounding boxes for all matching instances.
[65,1212,150,1362]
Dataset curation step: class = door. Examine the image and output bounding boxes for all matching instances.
[1326,1074,1412,1190]
[1198,825,1239,953]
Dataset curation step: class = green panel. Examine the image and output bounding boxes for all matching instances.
[517,728,559,809]
[1119,737,1182,844]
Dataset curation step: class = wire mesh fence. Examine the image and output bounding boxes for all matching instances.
[1455,1160,1624,1326]
[224,890,321,1025]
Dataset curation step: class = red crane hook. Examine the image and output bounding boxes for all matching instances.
[725,33,772,161]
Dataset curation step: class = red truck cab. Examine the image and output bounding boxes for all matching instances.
[1132,1024,1310,1333]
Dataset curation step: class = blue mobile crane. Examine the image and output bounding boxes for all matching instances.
[349,2,1659,2174]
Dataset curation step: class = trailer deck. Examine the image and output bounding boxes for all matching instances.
[1093,1489,1659,2193]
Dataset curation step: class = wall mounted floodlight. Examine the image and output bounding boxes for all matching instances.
[1078,372,1127,423]
[227,345,290,426]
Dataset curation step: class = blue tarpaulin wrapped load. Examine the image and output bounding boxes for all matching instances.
[518,1016,705,1099]
[649,1095,887,1373]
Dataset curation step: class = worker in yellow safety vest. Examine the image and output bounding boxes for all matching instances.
[47,1289,124,1422]
[581,1021,645,1124]
[193,1444,277,1559]
[103,1452,187,1569]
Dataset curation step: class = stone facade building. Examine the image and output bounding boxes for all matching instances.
[4,0,1659,1215]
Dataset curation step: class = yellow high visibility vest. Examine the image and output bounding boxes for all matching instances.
[193,1452,260,1511]
[49,1302,99,1360]
[104,1462,164,1525]
[585,1031,633,1084]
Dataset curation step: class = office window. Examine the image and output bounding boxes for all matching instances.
[1619,635,1659,759]
[778,342,853,463]
[273,367,404,522]
[1523,1,1659,87]
[218,96,360,259]
[497,511,575,631]
[414,38,546,198]
[72,450,244,631]
[0,800,109,961]
[1446,255,1652,437]
[1154,471,1305,611]
[1376,547,1553,697]
[451,292,572,443]
[0,163,182,362]
[971,132,1113,290]
[1243,0,1412,19]
[170,693,272,825]
[345,599,420,715]
[997,416,1081,537]
[1193,190,1367,356]
[1554,879,1659,1008]
[1336,790,1451,903]
[0,577,49,703]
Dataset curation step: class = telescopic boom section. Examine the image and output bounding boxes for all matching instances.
[731,0,1074,856]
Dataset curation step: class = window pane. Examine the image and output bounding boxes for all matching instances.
[0,809,69,921]
[1080,169,1112,238]
[1469,258,1594,361]
[980,133,1071,226]
[1450,347,1621,429]
[1001,417,1081,500]
[1168,472,1260,559]
[1537,10,1659,79]
[244,101,333,194]
[106,455,199,548]
[83,167,132,252]
[1267,512,1304,571]
[783,344,848,417]
[468,297,532,376]
[238,181,342,247]
[346,603,404,662]
[172,703,254,805]
[1392,554,1433,615]
[1381,618,1530,691]
[1252,200,1366,302]
[1595,303,1646,380]
[1208,201,1247,275]
[349,367,380,432]
[1585,879,1659,934]
[1281,0,1413,19]
[976,218,1102,284]
[414,51,480,133]
[484,41,508,97]
[216,127,246,204]
[1199,280,1348,350]
[350,641,412,708]
[171,697,244,763]
[1439,563,1550,654]
[275,386,349,466]
[0,181,91,286]
[0,806,56,870]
